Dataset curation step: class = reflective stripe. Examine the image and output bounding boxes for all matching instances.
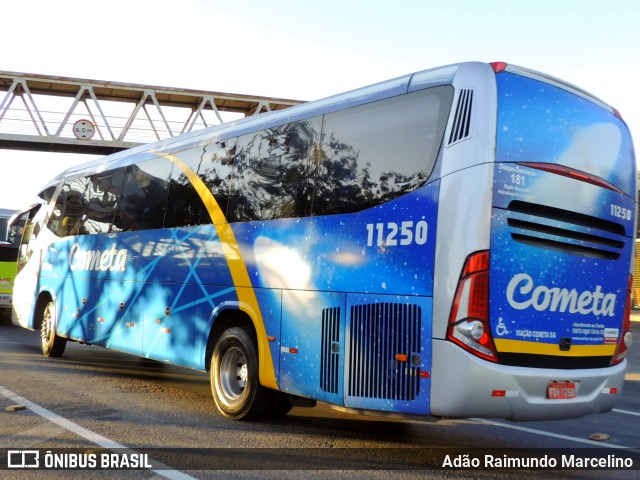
[160,152,278,389]
[494,338,616,357]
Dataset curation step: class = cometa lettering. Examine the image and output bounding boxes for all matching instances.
[506,273,616,317]
[69,243,128,272]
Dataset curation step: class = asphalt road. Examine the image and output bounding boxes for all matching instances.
[1,311,639,479]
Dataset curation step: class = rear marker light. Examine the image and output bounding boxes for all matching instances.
[491,390,519,398]
[491,62,507,73]
[281,346,299,354]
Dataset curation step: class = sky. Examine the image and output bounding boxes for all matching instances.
[1,0,639,211]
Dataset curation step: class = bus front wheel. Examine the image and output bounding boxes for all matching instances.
[210,326,271,420]
[40,300,66,357]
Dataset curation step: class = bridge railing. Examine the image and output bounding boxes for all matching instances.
[0,71,303,155]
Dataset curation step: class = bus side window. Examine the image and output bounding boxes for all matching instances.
[314,86,453,215]
[164,148,211,228]
[197,138,236,222]
[120,158,171,231]
[48,178,90,237]
[164,139,237,227]
[15,205,43,272]
[81,170,124,235]
[227,117,321,222]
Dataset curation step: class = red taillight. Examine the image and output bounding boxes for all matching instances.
[612,275,633,365]
[447,251,498,363]
[518,162,623,193]
[491,61,507,73]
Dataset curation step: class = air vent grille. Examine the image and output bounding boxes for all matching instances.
[320,307,341,394]
[506,201,626,260]
[448,89,473,145]
[348,303,421,401]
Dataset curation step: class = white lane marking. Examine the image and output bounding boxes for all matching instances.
[613,408,640,417]
[0,386,197,480]
[471,417,640,452]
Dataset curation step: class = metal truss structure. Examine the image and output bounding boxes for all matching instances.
[0,70,304,155]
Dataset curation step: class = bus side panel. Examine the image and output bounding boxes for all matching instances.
[343,294,432,415]
[41,226,238,369]
[279,290,346,405]
[57,275,102,343]
[140,282,196,366]
[98,279,144,356]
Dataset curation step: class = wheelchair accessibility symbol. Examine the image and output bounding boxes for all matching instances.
[496,317,509,337]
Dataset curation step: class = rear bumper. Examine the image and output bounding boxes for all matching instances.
[430,339,625,421]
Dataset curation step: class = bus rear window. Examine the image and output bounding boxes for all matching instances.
[496,72,635,197]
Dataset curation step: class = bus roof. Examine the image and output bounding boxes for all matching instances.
[39,60,620,192]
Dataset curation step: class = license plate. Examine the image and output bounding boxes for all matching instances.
[548,381,576,399]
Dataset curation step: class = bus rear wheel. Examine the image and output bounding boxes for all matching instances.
[210,326,272,420]
[40,300,66,357]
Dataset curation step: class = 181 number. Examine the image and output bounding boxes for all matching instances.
[366,221,428,247]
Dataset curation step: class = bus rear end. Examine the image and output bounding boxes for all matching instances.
[435,63,636,420]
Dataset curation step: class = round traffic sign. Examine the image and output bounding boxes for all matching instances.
[73,119,95,140]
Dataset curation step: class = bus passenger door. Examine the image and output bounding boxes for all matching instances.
[279,291,346,406]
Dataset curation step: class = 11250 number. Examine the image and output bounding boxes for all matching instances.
[366,220,428,247]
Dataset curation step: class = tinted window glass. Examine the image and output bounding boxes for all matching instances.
[80,169,124,234]
[314,86,453,215]
[120,158,171,231]
[228,118,321,222]
[164,150,211,228]
[496,72,635,196]
[48,177,90,236]
[16,205,43,272]
[199,139,236,221]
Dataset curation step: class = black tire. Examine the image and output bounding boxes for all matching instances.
[40,300,66,357]
[265,392,293,418]
[210,326,272,420]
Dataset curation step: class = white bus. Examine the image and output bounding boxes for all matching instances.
[11,61,636,421]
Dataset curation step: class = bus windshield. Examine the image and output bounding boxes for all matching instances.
[496,72,635,197]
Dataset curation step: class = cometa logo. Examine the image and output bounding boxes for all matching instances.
[69,243,128,272]
[506,273,616,317]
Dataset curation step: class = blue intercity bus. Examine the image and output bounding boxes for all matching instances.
[11,61,636,421]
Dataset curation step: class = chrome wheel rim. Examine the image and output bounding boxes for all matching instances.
[218,347,247,405]
[40,303,53,349]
